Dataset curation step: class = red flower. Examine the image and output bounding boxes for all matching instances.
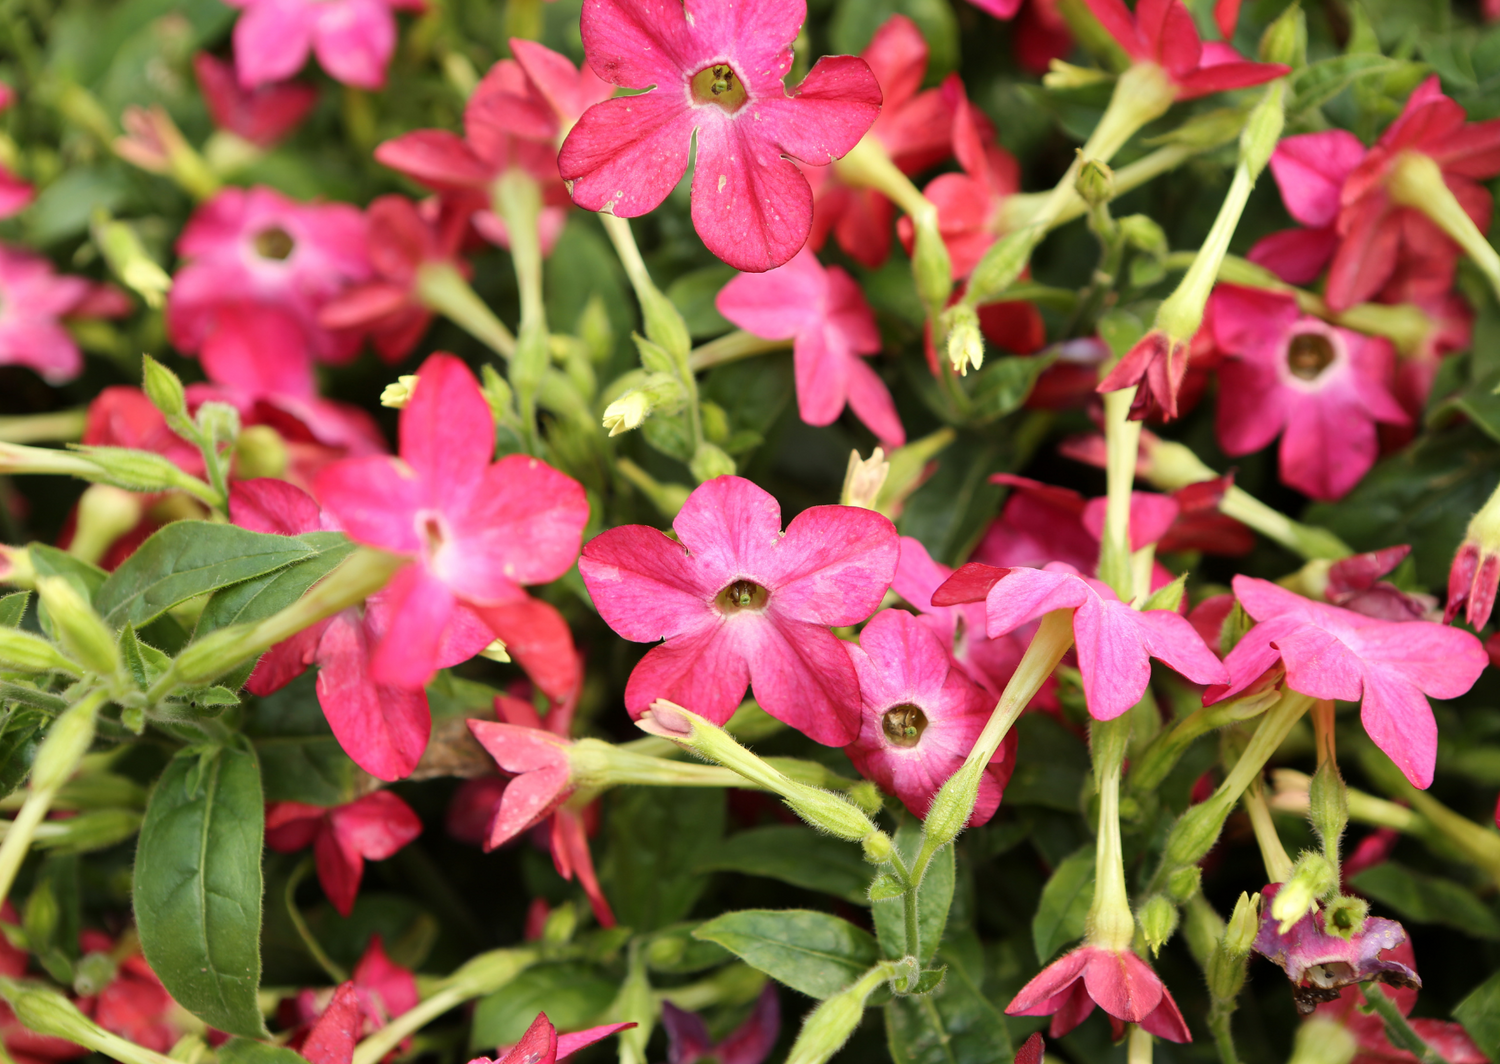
[469,1011,633,1064]
[1005,944,1191,1041]
[74,931,183,1054]
[661,984,779,1064]
[558,0,882,272]
[265,791,423,917]
[1081,0,1288,100]
[192,52,316,148]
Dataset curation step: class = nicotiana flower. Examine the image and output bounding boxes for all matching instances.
[467,1011,634,1064]
[169,185,370,380]
[1209,283,1407,501]
[1249,129,1368,286]
[1253,883,1420,1015]
[193,52,316,149]
[265,791,424,917]
[844,609,1017,825]
[279,937,417,1051]
[227,0,426,90]
[934,562,1228,721]
[74,930,183,1054]
[0,84,33,218]
[1005,944,1192,1042]
[716,247,905,446]
[805,15,955,268]
[315,353,590,690]
[232,478,492,779]
[0,246,129,383]
[1446,482,1500,630]
[661,984,779,1064]
[558,0,882,272]
[1324,545,1436,623]
[578,475,898,746]
[1206,576,1487,789]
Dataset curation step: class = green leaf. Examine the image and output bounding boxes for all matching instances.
[886,932,1013,1064]
[873,820,954,966]
[216,1038,310,1064]
[469,963,617,1050]
[1285,54,1411,122]
[601,787,724,932]
[0,592,29,628]
[1454,968,1500,1061]
[244,674,364,808]
[666,265,736,339]
[1032,846,1096,963]
[0,707,48,797]
[95,522,326,631]
[1350,863,1500,940]
[643,923,733,974]
[967,354,1057,424]
[134,738,268,1038]
[694,909,880,1000]
[29,547,108,641]
[695,826,872,905]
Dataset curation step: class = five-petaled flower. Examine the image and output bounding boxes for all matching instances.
[844,608,1017,824]
[578,475,898,746]
[1005,944,1192,1042]
[192,52,317,149]
[0,245,130,384]
[467,1011,634,1064]
[265,791,424,917]
[1206,576,1487,789]
[558,0,882,272]
[1082,0,1288,100]
[716,247,905,446]
[227,0,427,90]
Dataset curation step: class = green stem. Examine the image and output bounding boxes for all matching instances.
[1362,985,1448,1064]
[1128,1025,1154,1064]
[286,857,348,983]
[415,261,517,359]
[1087,715,1135,951]
[0,410,87,444]
[494,169,549,453]
[1100,386,1141,599]
[687,331,791,372]
[1389,151,1500,305]
[1208,1010,1240,1064]
[1129,689,1280,794]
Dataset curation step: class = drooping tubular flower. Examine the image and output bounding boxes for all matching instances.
[578,475,898,746]
[1209,283,1407,501]
[192,52,316,149]
[1006,943,1192,1042]
[468,1011,634,1064]
[0,246,130,383]
[227,0,426,90]
[715,247,905,447]
[934,562,1228,721]
[265,791,424,917]
[1206,576,1487,789]
[558,0,882,272]
[1447,481,1500,630]
[844,608,1017,825]
[280,937,417,1056]
[316,353,590,691]
[804,15,955,268]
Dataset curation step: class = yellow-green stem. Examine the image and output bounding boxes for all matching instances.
[1100,387,1142,599]
[1087,715,1135,951]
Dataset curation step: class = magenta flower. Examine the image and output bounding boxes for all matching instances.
[0,85,32,219]
[192,52,316,148]
[227,0,425,90]
[1248,130,1367,286]
[469,1011,634,1064]
[1081,0,1288,100]
[231,479,492,780]
[1206,576,1487,788]
[169,186,369,381]
[716,247,904,446]
[315,353,590,690]
[557,0,882,272]
[661,985,779,1064]
[0,246,126,383]
[1210,283,1407,501]
[934,562,1228,721]
[578,475,898,746]
[265,791,423,917]
[1324,545,1436,623]
[1447,536,1500,630]
[1005,944,1191,1042]
[844,609,1016,825]
[469,39,614,145]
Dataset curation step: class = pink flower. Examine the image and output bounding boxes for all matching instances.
[844,609,1017,825]
[466,691,616,927]
[1081,0,1288,100]
[1206,575,1487,788]
[232,478,492,780]
[169,186,369,381]
[265,791,423,917]
[1448,537,1500,631]
[315,353,590,690]
[280,937,417,1051]
[301,984,362,1064]
[74,932,182,1054]
[1248,130,1367,286]
[1325,545,1436,623]
[227,0,426,90]
[715,247,904,446]
[578,475,898,745]
[1318,970,1487,1064]
[1210,284,1407,501]
[805,16,955,268]
[661,985,779,1064]
[0,85,32,218]
[468,38,614,145]
[192,52,316,148]
[0,246,127,383]
[892,536,1028,698]
[1005,944,1192,1042]
[1014,0,1073,75]
[934,562,1228,721]
[1253,883,1420,1015]
[557,0,882,272]
[468,1011,634,1064]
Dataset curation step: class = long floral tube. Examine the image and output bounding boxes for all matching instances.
[0,409,87,444]
[0,978,177,1064]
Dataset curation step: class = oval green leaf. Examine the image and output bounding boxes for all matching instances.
[694,909,879,1000]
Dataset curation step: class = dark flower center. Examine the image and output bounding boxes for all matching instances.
[1286,332,1335,380]
[716,578,768,612]
[419,512,447,556]
[690,63,748,113]
[253,226,296,260]
[881,703,929,748]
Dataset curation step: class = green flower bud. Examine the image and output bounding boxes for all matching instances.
[1166,865,1202,903]
[1273,853,1338,932]
[785,963,893,1064]
[140,356,188,426]
[1224,891,1261,957]
[1308,757,1348,869]
[1287,1017,1357,1064]
[195,402,239,450]
[944,305,984,377]
[1259,2,1307,68]
[380,375,418,409]
[1075,159,1115,209]
[861,830,893,864]
[0,628,78,675]
[689,442,736,483]
[72,952,118,998]
[71,446,207,497]
[919,760,985,852]
[1138,894,1179,957]
[1117,214,1167,257]
[234,426,288,481]
[602,390,652,437]
[1162,796,1232,871]
[35,577,118,677]
[911,209,953,317]
[31,696,101,794]
[965,228,1038,310]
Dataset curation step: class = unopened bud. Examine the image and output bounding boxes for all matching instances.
[577,295,614,364]
[140,356,188,425]
[1259,2,1307,68]
[36,808,142,854]
[945,305,984,376]
[1273,853,1337,932]
[1239,81,1286,180]
[0,980,100,1046]
[879,429,954,519]
[1075,159,1114,209]
[785,963,892,1064]
[479,364,516,425]
[966,228,1037,309]
[380,375,417,409]
[861,830,893,864]
[920,760,985,852]
[841,449,888,510]
[1118,214,1167,257]
[1138,894,1179,956]
[1162,797,1232,872]
[845,780,884,816]
[194,401,239,449]
[541,901,578,945]
[1287,1017,1357,1064]
[35,577,117,677]
[911,209,953,317]
[68,485,143,567]
[689,442,735,483]
[1308,758,1348,867]
[1224,891,1260,957]
[1166,865,1201,903]
[602,391,651,437]
[1321,894,1368,941]
[31,696,101,794]
[0,628,79,675]
[234,425,287,481]
[91,211,171,309]
[72,952,118,997]
[1041,60,1113,90]
[72,446,204,496]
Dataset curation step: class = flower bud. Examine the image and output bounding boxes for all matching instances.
[845,780,884,816]
[965,228,1037,309]
[945,305,984,377]
[71,952,118,998]
[380,375,418,409]
[1308,757,1348,867]
[1041,60,1113,90]
[1118,214,1167,257]
[36,809,142,854]
[602,390,652,437]
[68,485,143,568]
[1224,891,1261,957]
[140,356,188,426]
[1161,796,1232,871]
[194,401,240,450]
[0,628,79,675]
[35,577,118,677]
[90,211,172,309]
[234,425,287,481]
[31,695,101,794]
[479,364,517,425]
[1259,2,1307,68]
[919,760,985,852]
[0,980,102,1047]
[1166,865,1201,903]
[785,963,892,1064]
[840,449,888,510]
[1287,1017,1357,1064]
[1138,894,1179,956]
[1075,159,1114,210]
[689,442,736,483]
[1272,853,1338,933]
[911,210,953,317]
[861,830,893,864]
[72,446,204,496]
